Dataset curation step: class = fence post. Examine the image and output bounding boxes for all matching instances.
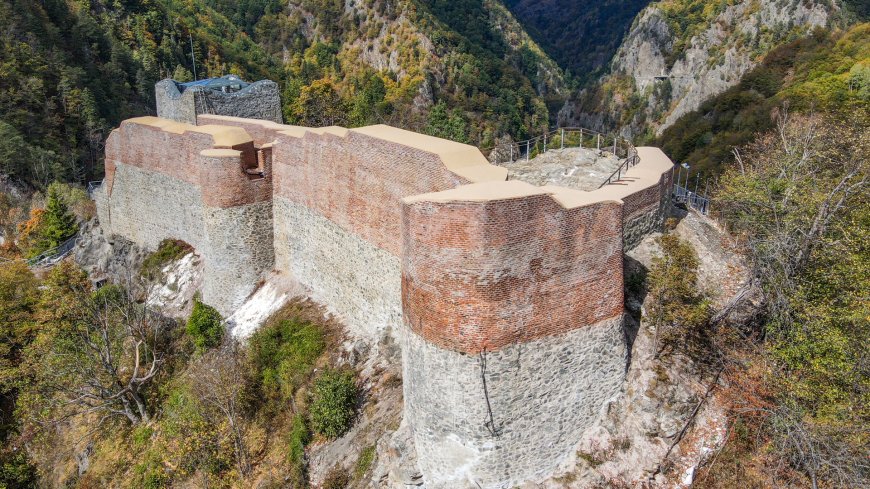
[509,144,513,162]
[597,134,601,151]
[543,132,547,153]
[526,140,530,161]
[578,129,582,149]
[561,128,564,150]
[612,136,617,155]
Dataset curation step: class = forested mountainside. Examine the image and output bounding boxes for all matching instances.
[503,0,650,83]
[238,0,566,138]
[558,0,863,140]
[0,0,564,191]
[0,0,280,189]
[657,23,870,175]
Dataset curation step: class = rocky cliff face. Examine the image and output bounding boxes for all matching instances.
[559,0,839,138]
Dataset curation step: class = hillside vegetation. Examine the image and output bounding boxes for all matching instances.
[0,0,279,188]
[0,0,565,191]
[504,0,650,83]
[657,23,870,175]
[559,0,854,138]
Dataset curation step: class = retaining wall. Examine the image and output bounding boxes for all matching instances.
[403,315,625,488]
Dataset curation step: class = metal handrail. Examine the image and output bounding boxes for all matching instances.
[24,235,79,268]
[483,126,631,166]
[673,184,710,215]
[598,147,641,188]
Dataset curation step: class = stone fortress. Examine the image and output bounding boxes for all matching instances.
[94,78,674,488]
[155,74,283,125]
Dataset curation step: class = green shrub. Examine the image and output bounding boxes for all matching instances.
[646,234,712,360]
[286,414,310,488]
[132,425,154,449]
[310,369,357,439]
[248,318,325,406]
[354,444,376,480]
[140,239,192,279]
[186,300,223,352]
[0,449,38,489]
[132,450,169,489]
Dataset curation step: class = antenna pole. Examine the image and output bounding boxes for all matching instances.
[190,31,198,81]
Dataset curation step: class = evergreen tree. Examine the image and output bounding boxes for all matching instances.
[172,65,194,83]
[32,183,78,256]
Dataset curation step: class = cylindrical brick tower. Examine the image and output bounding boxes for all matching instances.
[400,182,627,488]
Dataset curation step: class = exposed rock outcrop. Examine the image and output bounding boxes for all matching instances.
[560,0,839,137]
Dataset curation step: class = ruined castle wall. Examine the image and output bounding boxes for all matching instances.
[403,315,625,488]
[274,198,402,340]
[202,200,275,314]
[198,114,289,146]
[622,148,673,249]
[97,118,275,315]
[156,79,282,125]
[402,189,624,353]
[196,81,282,124]
[269,126,503,338]
[401,183,627,487]
[97,115,677,488]
[155,81,197,124]
[272,129,476,256]
[98,162,206,251]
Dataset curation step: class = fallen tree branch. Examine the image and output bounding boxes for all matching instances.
[650,366,724,481]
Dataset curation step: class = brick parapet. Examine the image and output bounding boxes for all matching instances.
[402,189,625,354]
[271,129,484,256]
[103,117,272,209]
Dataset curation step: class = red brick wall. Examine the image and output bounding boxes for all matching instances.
[104,120,271,208]
[621,170,673,223]
[402,194,625,354]
[197,115,285,147]
[272,131,472,256]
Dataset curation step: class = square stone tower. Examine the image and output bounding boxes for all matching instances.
[155,75,282,125]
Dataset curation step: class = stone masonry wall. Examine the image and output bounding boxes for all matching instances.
[197,81,282,124]
[621,168,673,250]
[403,315,626,488]
[272,129,474,256]
[97,163,205,251]
[97,118,275,315]
[156,79,282,125]
[274,197,402,340]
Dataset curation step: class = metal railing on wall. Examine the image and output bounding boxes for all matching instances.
[672,164,712,215]
[482,127,636,167]
[0,234,79,269]
[27,235,79,268]
[673,184,710,215]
